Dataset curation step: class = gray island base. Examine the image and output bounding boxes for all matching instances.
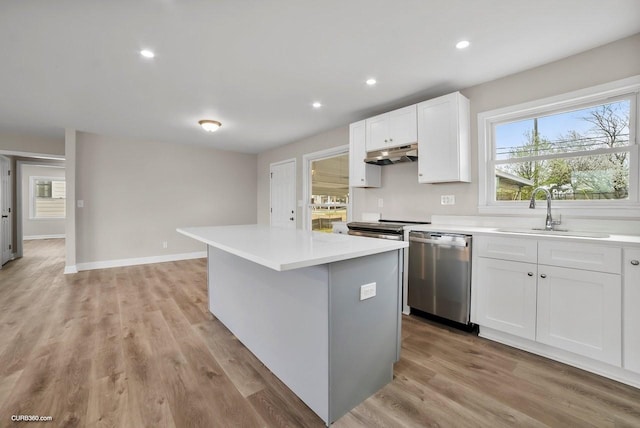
[177,225,406,425]
[208,247,401,425]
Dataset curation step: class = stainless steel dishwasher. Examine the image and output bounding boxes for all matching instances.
[407,231,472,325]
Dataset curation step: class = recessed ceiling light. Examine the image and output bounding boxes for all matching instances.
[312,102,322,108]
[366,78,377,86]
[456,40,470,50]
[140,49,155,58]
[198,120,222,132]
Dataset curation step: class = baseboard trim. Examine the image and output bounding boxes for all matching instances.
[64,265,78,274]
[24,234,66,240]
[76,251,207,272]
[479,326,640,389]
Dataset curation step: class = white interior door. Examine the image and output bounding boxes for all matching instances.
[0,156,12,266]
[270,160,296,229]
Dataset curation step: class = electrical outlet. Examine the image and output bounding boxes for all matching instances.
[162,241,168,249]
[378,198,384,208]
[441,195,456,205]
[77,200,84,208]
[360,282,376,301]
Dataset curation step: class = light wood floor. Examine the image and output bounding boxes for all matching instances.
[1,239,640,427]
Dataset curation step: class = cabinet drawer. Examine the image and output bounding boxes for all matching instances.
[475,236,537,263]
[538,241,621,274]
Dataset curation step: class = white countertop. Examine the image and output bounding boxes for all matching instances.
[405,224,640,246]
[177,224,408,271]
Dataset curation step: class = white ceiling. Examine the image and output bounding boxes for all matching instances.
[1,1,639,154]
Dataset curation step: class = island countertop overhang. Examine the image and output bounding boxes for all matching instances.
[177,224,408,271]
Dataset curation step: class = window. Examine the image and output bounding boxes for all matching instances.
[30,177,66,219]
[478,76,640,216]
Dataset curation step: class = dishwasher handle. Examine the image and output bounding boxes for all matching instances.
[409,235,469,248]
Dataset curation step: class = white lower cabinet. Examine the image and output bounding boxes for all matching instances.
[475,235,626,370]
[476,257,537,340]
[536,265,622,366]
[623,248,640,374]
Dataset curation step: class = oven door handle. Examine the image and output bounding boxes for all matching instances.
[348,230,403,240]
[409,236,468,247]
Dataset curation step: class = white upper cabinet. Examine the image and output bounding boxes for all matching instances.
[417,92,470,183]
[349,121,381,188]
[623,247,640,374]
[365,105,417,152]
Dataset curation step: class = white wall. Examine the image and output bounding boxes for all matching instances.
[0,132,64,157]
[257,33,640,223]
[21,164,66,239]
[75,132,257,264]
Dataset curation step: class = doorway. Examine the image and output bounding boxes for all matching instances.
[302,146,350,232]
[270,159,297,229]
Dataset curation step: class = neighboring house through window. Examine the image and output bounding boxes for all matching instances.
[30,177,66,219]
[478,76,639,217]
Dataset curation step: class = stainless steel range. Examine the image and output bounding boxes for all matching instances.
[346,220,429,240]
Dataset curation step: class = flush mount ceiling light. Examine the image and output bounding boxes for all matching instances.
[455,40,470,49]
[140,49,155,58]
[312,101,322,108]
[366,78,377,86]
[198,120,222,132]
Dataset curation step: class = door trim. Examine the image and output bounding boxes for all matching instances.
[269,158,296,228]
[302,145,350,231]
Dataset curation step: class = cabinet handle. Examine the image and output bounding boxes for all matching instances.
[360,178,364,182]
[540,274,547,278]
[419,173,423,176]
[527,272,533,276]
[384,139,388,142]
[389,138,393,142]
[632,260,639,266]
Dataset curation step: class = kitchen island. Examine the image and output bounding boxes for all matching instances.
[177,224,408,425]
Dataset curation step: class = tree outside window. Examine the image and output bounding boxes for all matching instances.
[494,99,631,202]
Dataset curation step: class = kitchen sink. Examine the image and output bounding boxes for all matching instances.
[495,228,610,239]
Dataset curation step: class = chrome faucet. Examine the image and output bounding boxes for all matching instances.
[529,187,561,231]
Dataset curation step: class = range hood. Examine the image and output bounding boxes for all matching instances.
[364,143,418,165]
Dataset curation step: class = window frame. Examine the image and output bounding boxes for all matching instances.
[478,75,640,217]
[29,176,66,220]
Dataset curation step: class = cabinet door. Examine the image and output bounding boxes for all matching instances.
[623,248,640,374]
[417,92,470,183]
[475,257,537,340]
[349,121,381,188]
[365,114,389,151]
[537,266,621,366]
[387,105,417,147]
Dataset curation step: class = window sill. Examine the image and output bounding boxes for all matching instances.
[29,217,66,221]
[478,204,640,219]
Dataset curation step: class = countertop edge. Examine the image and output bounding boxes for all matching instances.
[177,227,408,271]
[404,224,640,246]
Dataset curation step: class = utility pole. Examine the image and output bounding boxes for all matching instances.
[533,117,540,188]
